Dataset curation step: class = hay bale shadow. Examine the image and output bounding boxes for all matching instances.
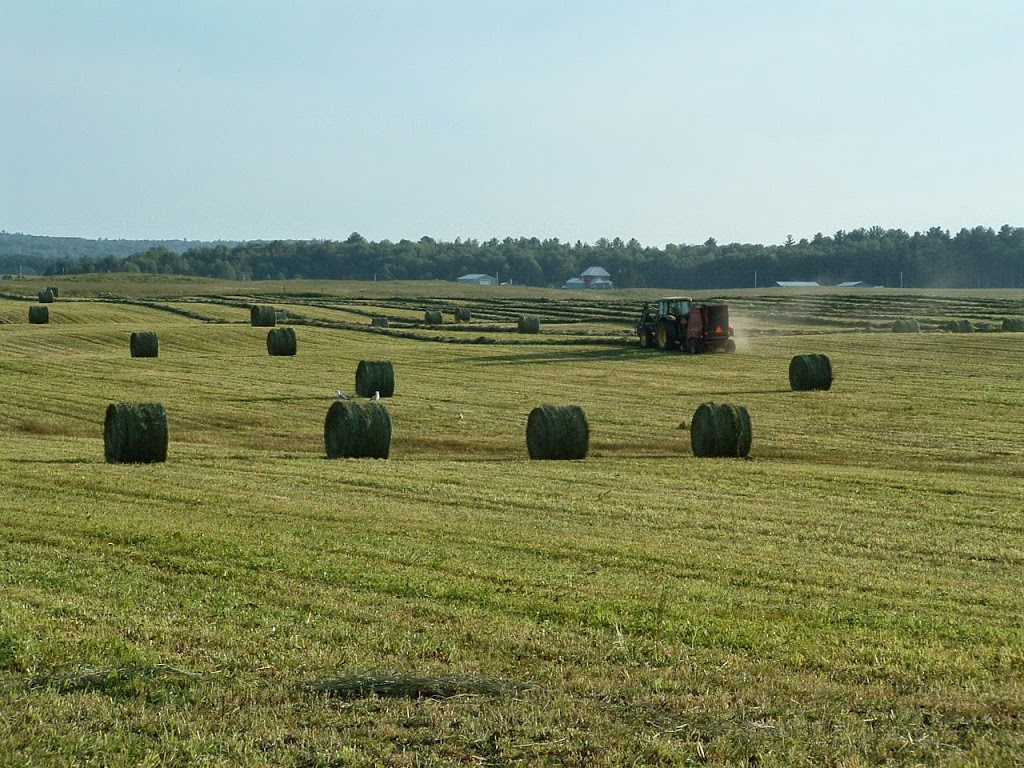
[311,672,513,700]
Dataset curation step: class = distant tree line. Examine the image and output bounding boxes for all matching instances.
[23,225,1024,289]
[0,232,234,277]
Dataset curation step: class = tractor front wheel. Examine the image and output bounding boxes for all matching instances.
[639,328,653,348]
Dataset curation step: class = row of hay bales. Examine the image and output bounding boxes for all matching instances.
[103,397,757,464]
[423,307,473,325]
[104,349,834,463]
[122,328,299,357]
[688,352,835,459]
[101,399,578,463]
[103,398,399,463]
[99,304,828,464]
[328,400,759,461]
[420,308,540,334]
[946,319,974,333]
[105,358,397,463]
[893,317,1024,333]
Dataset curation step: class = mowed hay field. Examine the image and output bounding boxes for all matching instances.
[1,279,1023,766]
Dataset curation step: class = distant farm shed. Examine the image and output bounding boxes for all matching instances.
[776,281,820,288]
[836,281,877,288]
[581,266,613,289]
[457,273,497,286]
[563,266,614,290]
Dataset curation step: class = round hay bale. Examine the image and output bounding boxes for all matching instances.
[266,327,297,356]
[1002,317,1024,332]
[324,401,392,459]
[690,402,752,458]
[38,289,54,304]
[371,316,390,328]
[104,402,168,464]
[250,304,277,327]
[453,306,472,322]
[47,286,60,298]
[355,360,395,398]
[891,318,920,333]
[517,315,541,334]
[526,404,589,460]
[28,305,49,324]
[949,319,974,333]
[789,353,833,391]
[130,331,159,358]
[424,310,443,325]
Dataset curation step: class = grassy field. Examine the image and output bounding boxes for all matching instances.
[1,277,1023,766]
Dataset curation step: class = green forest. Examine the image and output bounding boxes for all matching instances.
[4,225,1024,289]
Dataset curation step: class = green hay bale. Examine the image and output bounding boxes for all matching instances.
[371,317,390,328]
[789,353,833,391]
[47,286,59,298]
[526,404,589,460]
[324,401,392,459]
[355,360,395,398]
[453,306,472,322]
[517,315,541,334]
[690,402,752,458]
[250,304,277,327]
[948,319,974,333]
[424,310,443,325]
[104,402,168,464]
[38,289,54,303]
[129,331,159,358]
[891,318,920,333]
[266,327,297,356]
[28,306,49,324]
[1002,318,1024,332]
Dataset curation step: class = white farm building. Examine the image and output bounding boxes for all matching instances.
[456,273,498,286]
[563,266,614,290]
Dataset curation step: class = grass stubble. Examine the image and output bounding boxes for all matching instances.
[0,283,1022,766]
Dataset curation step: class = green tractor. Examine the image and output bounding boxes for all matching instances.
[636,296,736,353]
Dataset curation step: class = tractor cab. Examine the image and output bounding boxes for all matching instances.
[659,297,692,320]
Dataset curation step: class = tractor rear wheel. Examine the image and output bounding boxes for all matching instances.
[656,321,676,351]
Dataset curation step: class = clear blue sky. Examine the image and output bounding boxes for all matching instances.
[2,1,1021,246]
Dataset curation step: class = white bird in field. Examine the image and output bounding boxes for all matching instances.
[457,412,464,420]
[370,391,380,401]
[335,390,349,400]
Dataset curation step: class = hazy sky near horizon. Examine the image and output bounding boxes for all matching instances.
[3,1,1021,246]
